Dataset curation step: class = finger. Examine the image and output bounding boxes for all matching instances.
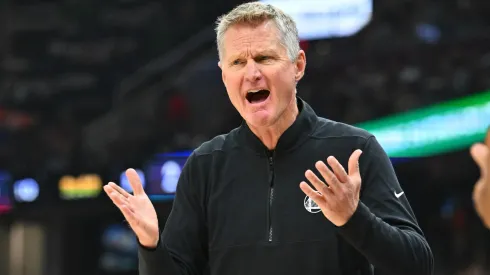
[305,169,332,194]
[126,168,145,195]
[300,181,325,204]
[326,156,348,183]
[108,182,130,198]
[108,190,128,208]
[348,149,363,177]
[120,204,139,229]
[470,143,488,176]
[314,161,341,191]
[104,185,129,208]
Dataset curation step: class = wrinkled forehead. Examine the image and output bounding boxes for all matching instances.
[222,20,285,59]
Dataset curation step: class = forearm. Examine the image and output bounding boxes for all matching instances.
[337,203,434,275]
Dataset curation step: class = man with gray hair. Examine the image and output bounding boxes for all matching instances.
[104,2,434,275]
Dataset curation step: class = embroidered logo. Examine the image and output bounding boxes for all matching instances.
[304,194,321,213]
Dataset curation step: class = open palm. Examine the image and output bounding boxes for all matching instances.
[104,168,159,248]
[300,149,363,227]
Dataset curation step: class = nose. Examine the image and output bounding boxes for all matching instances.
[244,60,262,82]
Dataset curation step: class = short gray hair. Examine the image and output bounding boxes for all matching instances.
[215,2,300,62]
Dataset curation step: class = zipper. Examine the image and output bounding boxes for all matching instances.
[267,150,275,242]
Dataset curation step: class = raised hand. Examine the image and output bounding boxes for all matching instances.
[104,168,160,248]
[300,149,363,227]
[471,127,490,228]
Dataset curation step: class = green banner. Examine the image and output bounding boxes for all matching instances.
[356,90,490,157]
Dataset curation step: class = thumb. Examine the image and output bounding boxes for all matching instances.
[470,143,489,176]
[348,149,363,177]
[126,168,145,195]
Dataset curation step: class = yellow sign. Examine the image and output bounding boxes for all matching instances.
[59,174,102,199]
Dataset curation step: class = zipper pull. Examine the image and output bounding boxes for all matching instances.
[268,150,274,166]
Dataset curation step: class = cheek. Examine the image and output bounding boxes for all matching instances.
[224,75,242,100]
[271,70,295,91]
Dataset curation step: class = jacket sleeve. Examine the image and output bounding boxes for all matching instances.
[336,136,434,275]
[138,152,209,275]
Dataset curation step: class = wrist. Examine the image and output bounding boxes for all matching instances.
[339,201,359,227]
[139,236,160,249]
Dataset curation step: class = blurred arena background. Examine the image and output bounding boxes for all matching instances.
[0,0,490,274]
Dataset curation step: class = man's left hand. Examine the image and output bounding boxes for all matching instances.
[300,149,363,227]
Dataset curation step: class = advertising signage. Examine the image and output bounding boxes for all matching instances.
[59,174,103,200]
[119,151,191,201]
[0,171,11,214]
[356,90,490,158]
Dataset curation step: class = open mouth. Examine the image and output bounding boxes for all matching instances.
[246,90,270,104]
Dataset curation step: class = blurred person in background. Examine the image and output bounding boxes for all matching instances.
[104,2,433,275]
[471,127,490,229]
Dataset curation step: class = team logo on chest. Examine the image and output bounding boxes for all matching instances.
[304,193,321,213]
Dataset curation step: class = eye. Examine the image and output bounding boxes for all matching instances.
[231,59,243,66]
[256,55,271,62]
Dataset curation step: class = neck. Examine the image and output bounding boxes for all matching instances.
[248,97,299,150]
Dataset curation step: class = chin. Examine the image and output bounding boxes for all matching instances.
[245,111,275,128]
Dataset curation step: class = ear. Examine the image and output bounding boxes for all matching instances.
[218,61,226,83]
[294,50,306,83]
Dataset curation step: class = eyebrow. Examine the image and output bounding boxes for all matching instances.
[229,49,277,61]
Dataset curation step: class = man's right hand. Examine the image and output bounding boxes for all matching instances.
[104,168,160,248]
[471,127,490,228]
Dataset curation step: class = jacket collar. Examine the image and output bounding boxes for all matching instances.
[238,96,318,155]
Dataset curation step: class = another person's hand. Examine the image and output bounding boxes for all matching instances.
[471,128,490,228]
[104,168,160,248]
[300,149,363,227]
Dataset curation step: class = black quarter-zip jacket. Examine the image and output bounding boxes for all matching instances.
[138,98,434,275]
